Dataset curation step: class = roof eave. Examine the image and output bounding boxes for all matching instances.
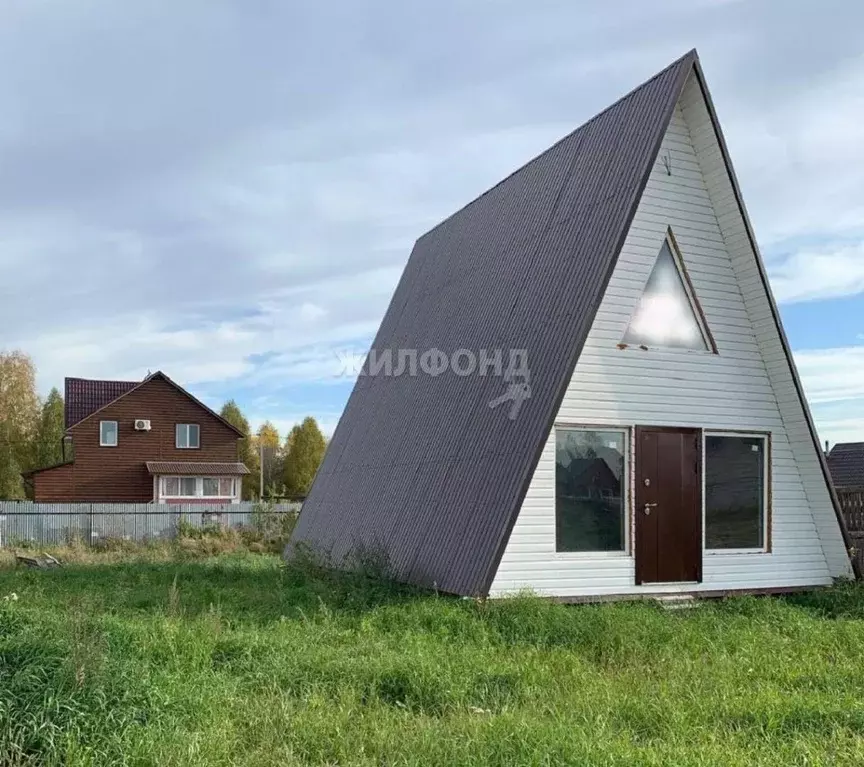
[21,460,75,478]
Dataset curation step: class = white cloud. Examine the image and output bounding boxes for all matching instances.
[298,303,327,323]
[715,54,864,306]
[795,345,864,445]
[769,242,864,304]
[22,306,376,395]
[729,55,864,247]
[813,417,864,448]
[2,0,864,434]
[795,346,864,405]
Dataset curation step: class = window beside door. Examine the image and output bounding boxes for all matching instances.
[555,428,627,553]
[705,434,768,551]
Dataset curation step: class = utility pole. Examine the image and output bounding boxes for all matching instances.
[259,441,265,500]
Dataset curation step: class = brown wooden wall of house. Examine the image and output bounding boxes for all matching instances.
[56,377,241,502]
[32,463,75,502]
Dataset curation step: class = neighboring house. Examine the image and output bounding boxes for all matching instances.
[827,443,864,490]
[23,371,249,503]
[290,49,856,599]
[556,457,620,502]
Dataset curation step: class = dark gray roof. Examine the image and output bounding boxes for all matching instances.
[289,51,696,596]
[289,49,855,593]
[828,443,864,489]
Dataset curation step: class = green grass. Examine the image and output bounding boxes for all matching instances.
[1,553,864,766]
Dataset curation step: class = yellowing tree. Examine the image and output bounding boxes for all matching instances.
[219,399,258,500]
[282,417,327,498]
[255,420,282,495]
[0,351,40,498]
[34,387,66,468]
[256,420,280,450]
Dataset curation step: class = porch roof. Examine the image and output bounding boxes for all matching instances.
[145,461,250,476]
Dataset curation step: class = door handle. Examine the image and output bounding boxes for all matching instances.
[644,503,658,515]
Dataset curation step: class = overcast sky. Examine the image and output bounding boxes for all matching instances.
[1,0,862,443]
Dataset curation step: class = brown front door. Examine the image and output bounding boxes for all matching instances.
[635,427,702,584]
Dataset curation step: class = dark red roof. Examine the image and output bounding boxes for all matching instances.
[828,443,864,488]
[63,371,246,436]
[65,377,139,428]
[146,461,250,475]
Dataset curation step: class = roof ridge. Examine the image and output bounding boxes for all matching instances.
[416,48,697,244]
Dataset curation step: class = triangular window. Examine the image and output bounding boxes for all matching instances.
[622,232,715,352]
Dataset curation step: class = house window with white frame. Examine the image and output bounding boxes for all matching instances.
[161,476,235,498]
[203,477,235,497]
[175,423,200,449]
[705,433,768,551]
[555,428,627,553]
[100,420,118,446]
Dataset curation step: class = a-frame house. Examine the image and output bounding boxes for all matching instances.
[289,50,856,598]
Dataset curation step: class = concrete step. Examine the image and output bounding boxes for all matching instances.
[653,594,701,611]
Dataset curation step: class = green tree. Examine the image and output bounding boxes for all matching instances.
[34,387,66,468]
[0,351,40,498]
[283,425,297,456]
[282,417,327,497]
[220,400,259,500]
[0,447,23,501]
[282,424,301,494]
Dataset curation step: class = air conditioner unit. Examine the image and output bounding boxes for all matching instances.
[134,419,152,431]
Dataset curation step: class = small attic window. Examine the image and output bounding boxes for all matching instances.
[100,420,118,447]
[622,231,715,352]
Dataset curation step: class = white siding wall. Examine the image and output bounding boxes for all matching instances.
[490,78,847,598]
[679,74,851,580]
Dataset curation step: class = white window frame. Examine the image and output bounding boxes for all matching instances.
[160,476,237,499]
[179,476,198,497]
[702,430,770,555]
[161,476,180,498]
[202,477,235,497]
[100,420,118,447]
[176,423,200,449]
[620,229,717,356]
[219,477,235,497]
[552,424,631,559]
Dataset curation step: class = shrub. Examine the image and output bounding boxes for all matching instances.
[247,503,298,553]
